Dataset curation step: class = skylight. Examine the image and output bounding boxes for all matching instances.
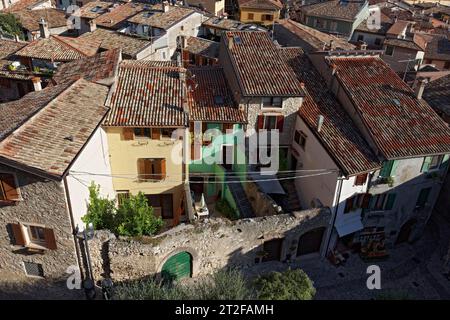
[233,36,242,45]
[214,95,224,105]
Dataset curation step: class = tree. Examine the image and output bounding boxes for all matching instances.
[0,14,25,40]
[82,183,163,237]
[254,269,316,300]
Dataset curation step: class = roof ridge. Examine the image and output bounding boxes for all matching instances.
[52,35,91,56]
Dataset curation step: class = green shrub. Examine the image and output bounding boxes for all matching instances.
[0,14,25,40]
[215,199,239,220]
[82,183,163,237]
[254,269,316,300]
[113,269,254,300]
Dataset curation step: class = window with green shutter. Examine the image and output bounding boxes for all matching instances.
[384,193,396,210]
[421,156,432,173]
[416,187,431,208]
[380,160,398,177]
[440,154,450,169]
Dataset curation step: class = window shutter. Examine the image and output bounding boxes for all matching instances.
[380,160,393,177]
[10,223,26,246]
[361,193,371,209]
[384,193,396,210]
[257,115,264,131]
[123,128,134,140]
[390,160,399,176]
[0,173,20,201]
[440,154,450,169]
[160,159,166,180]
[344,197,354,213]
[152,128,161,140]
[144,159,152,180]
[137,159,145,181]
[421,156,432,173]
[276,116,284,132]
[44,228,57,250]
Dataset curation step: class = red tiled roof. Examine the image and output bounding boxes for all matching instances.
[0,38,28,59]
[94,2,147,30]
[238,0,282,10]
[51,49,121,85]
[187,66,247,123]
[327,55,450,159]
[224,31,305,97]
[104,60,188,127]
[279,47,380,176]
[15,35,101,61]
[12,8,67,32]
[300,0,367,22]
[386,20,409,36]
[0,79,109,178]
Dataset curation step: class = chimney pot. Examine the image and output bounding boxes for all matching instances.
[39,18,50,39]
[31,77,42,91]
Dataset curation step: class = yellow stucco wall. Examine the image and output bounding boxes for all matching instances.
[239,8,280,26]
[104,126,189,224]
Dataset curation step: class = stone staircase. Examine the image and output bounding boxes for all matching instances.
[280,179,302,212]
[226,174,255,219]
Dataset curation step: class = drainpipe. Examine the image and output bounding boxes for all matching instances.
[324,174,344,256]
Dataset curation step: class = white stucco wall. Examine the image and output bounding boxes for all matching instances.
[66,127,115,228]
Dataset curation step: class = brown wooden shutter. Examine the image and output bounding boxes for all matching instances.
[44,228,57,250]
[10,223,26,246]
[354,173,368,186]
[276,116,284,132]
[361,193,371,209]
[160,159,166,180]
[257,115,264,131]
[0,173,20,201]
[137,159,145,181]
[152,128,161,140]
[123,128,134,140]
[144,159,152,180]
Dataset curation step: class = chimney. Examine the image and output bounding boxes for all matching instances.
[162,1,169,12]
[31,77,42,91]
[415,78,427,100]
[179,35,186,49]
[88,19,97,32]
[39,17,50,39]
[317,115,324,132]
[228,36,233,49]
[14,34,20,42]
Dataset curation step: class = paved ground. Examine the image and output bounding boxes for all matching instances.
[243,213,450,300]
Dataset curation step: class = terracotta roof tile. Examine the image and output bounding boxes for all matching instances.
[280,47,380,176]
[12,8,67,31]
[187,66,247,123]
[104,60,188,127]
[15,35,101,61]
[327,55,450,158]
[423,74,450,117]
[0,38,28,59]
[127,5,195,30]
[0,79,109,178]
[224,31,305,97]
[184,36,219,59]
[300,0,367,22]
[93,2,147,30]
[425,34,450,62]
[238,0,282,10]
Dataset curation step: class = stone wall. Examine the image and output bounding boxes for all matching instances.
[88,208,331,283]
[0,164,79,297]
[243,179,280,217]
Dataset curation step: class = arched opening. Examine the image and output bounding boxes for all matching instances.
[297,227,326,256]
[161,251,192,281]
[396,218,417,245]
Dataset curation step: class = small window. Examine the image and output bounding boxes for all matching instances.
[262,14,273,22]
[444,61,450,70]
[161,128,175,139]
[28,225,46,245]
[262,97,282,108]
[23,262,44,278]
[357,35,364,42]
[264,116,277,130]
[421,155,444,172]
[247,13,254,20]
[133,128,151,139]
[374,38,381,46]
[385,45,394,56]
[146,194,173,219]
[0,173,20,203]
[354,173,368,186]
[416,187,431,208]
[295,130,307,150]
[180,25,184,31]
[137,158,166,181]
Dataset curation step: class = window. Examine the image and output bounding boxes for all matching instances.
[180,25,184,31]
[0,173,20,203]
[161,128,176,139]
[189,53,196,65]
[379,160,398,178]
[416,187,431,208]
[314,18,323,28]
[329,21,338,31]
[421,155,447,172]
[257,115,284,132]
[384,193,396,210]
[368,193,396,211]
[23,262,44,278]
[10,223,57,250]
[444,61,450,70]
[374,38,381,46]
[262,97,282,108]
[354,173,368,186]
[357,35,364,42]
[146,194,173,219]
[247,13,254,20]
[138,158,166,181]
[385,45,394,56]
[344,193,371,213]
[262,14,273,21]
[133,128,151,139]
[294,130,307,150]
[116,190,130,205]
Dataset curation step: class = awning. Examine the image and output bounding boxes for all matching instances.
[335,214,364,237]
[249,172,286,195]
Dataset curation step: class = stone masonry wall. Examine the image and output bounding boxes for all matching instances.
[243,179,280,217]
[88,208,331,283]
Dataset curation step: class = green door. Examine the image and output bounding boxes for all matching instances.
[161,251,192,281]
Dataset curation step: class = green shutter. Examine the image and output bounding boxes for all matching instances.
[421,156,433,173]
[440,154,450,169]
[416,187,431,207]
[390,160,399,176]
[380,160,393,177]
[384,193,396,210]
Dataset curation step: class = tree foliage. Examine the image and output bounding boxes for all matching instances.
[254,269,316,300]
[82,183,163,237]
[0,14,25,40]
